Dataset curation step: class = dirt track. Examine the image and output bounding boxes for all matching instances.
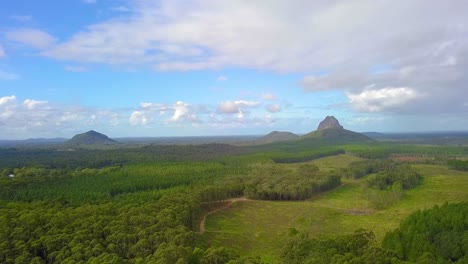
[199,197,249,233]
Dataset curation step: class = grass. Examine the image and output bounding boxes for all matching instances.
[203,156,468,263]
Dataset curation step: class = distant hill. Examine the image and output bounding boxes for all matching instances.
[362,132,386,139]
[247,116,373,152]
[65,130,117,146]
[256,131,299,144]
[301,116,372,142]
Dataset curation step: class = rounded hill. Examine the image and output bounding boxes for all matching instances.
[65,130,117,146]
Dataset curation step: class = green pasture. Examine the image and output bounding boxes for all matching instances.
[203,156,468,263]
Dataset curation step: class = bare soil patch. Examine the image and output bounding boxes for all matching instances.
[199,197,249,233]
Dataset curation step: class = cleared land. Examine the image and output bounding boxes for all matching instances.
[203,155,468,263]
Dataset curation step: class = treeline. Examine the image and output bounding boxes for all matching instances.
[364,164,421,209]
[447,159,468,171]
[282,229,400,264]
[383,202,468,263]
[341,159,396,179]
[347,144,468,160]
[0,143,246,169]
[271,148,345,163]
[245,164,341,200]
[0,162,249,204]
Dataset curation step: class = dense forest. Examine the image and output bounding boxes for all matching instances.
[0,142,467,263]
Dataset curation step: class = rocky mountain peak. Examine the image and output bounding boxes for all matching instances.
[317,116,343,131]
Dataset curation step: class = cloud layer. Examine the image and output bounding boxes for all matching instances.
[4,0,465,116]
[0,95,121,138]
[2,0,467,135]
[0,91,285,138]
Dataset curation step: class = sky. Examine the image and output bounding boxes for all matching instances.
[1,0,467,139]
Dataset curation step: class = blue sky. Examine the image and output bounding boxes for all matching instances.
[1,0,467,139]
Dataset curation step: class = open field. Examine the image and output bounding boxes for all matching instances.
[203,156,468,262]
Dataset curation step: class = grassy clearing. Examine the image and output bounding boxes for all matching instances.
[203,157,468,263]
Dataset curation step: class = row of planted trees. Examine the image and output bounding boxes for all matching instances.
[244,163,341,200]
[0,160,265,264]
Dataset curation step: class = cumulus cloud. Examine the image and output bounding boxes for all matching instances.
[347,87,419,113]
[0,95,16,106]
[23,99,48,110]
[0,95,122,138]
[171,101,199,122]
[129,111,148,126]
[218,100,260,114]
[128,98,277,128]
[6,28,56,49]
[129,101,201,126]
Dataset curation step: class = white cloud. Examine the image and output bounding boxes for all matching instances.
[6,28,56,49]
[34,1,464,73]
[347,87,419,113]
[170,101,189,122]
[140,102,156,109]
[7,1,465,117]
[218,101,239,114]
[129,111,148,126]
[266,104,281,113]
[23,99,48,110]
[218,100,260,114]
[236,109,244,121]
[0,95,295,137]
[0,95,16,106]
[130,101,201,125]
[264,114,274,124]
[128,99,273,128]
[0,95,123,138]
[217,75,227,81]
